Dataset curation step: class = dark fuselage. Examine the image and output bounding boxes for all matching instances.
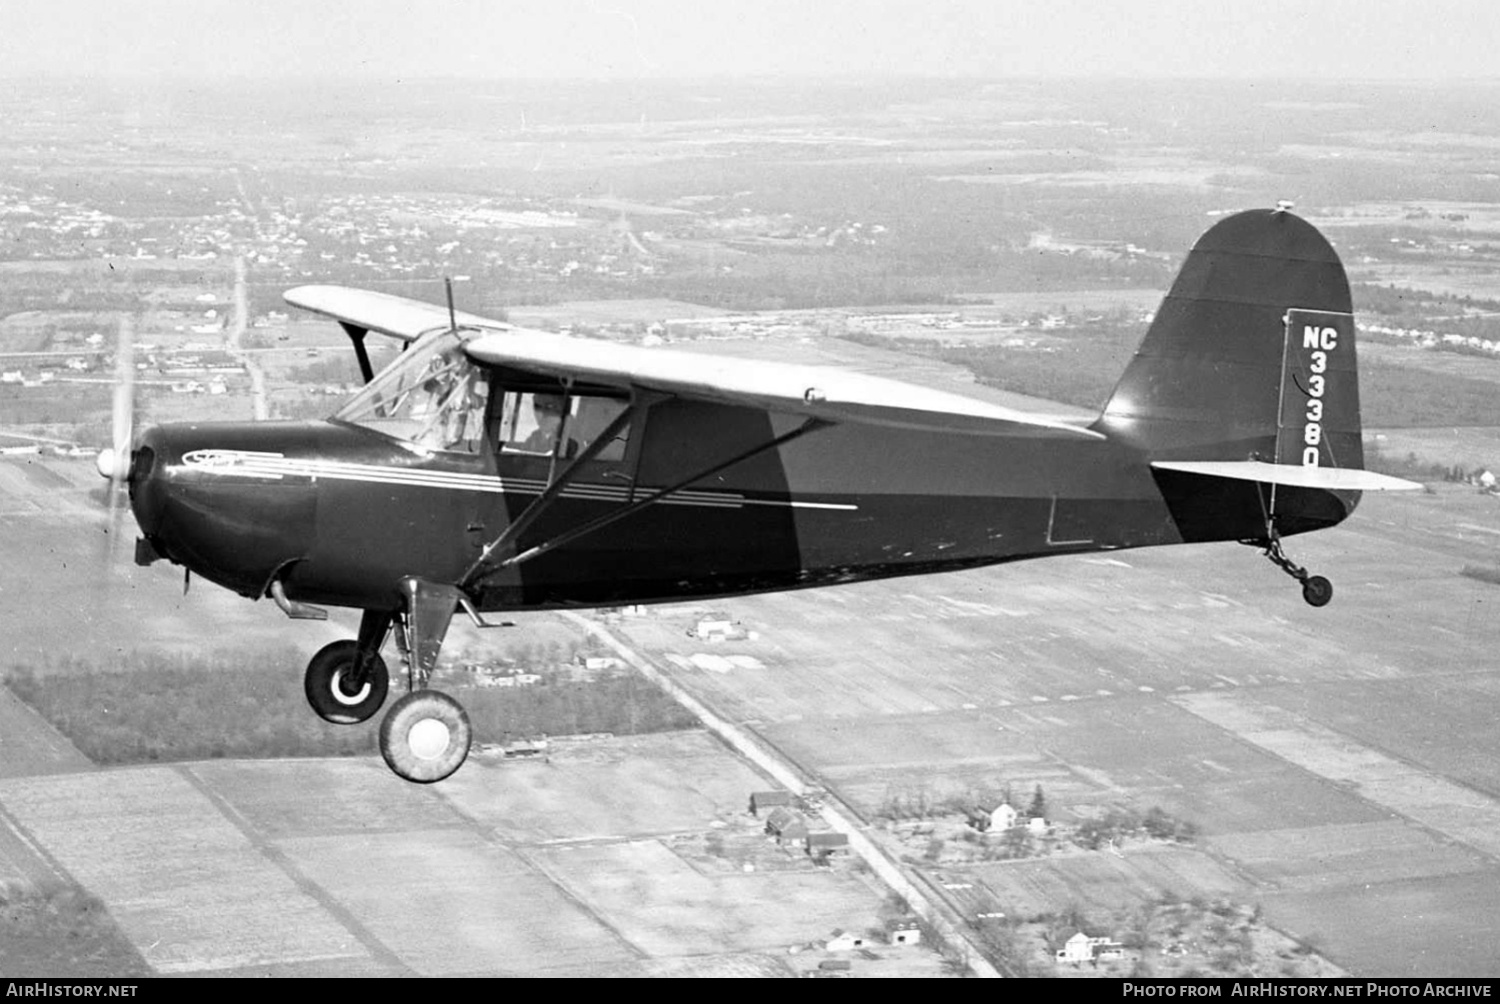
[130,395,1353,616]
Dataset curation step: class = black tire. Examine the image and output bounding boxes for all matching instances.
[305,640,389,725]
[378,690,472,784]
[1301,575,1333,608]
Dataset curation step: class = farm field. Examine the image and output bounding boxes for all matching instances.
[7,71,1500,979]
[0,459,949,976]
[6,372,1498,977]
[0,731,940,976]
[612,476,1500,976]
[1370,426,1500,476]
[0,454,357,668]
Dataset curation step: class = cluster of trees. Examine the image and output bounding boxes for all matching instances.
[4,651,376,764]
[0,383,110,431]
[1460,564,1500,586]
[848,320,1499,428]
[1360,361,1500,428]
[842,316,1145,412]
[1073,806,1199,851]
[1364,441,1494,485]
[0,882,151,978]
[877,781,1048,823]
[461,670,697,740]
[3,649,695,767]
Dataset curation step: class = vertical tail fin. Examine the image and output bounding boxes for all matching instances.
[1097,207,1362,466]
[1097,208,1373,541]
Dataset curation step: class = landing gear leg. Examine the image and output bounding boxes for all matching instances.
[304,609,392,724]
[1255,528,1333,608]
[379,578,472,784]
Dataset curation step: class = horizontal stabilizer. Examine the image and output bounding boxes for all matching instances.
[1151,460,1421,492]
[464,332,1105,440]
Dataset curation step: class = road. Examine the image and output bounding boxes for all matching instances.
[227,254,268,420]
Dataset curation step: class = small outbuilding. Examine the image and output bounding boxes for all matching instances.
[696,613,735,640]
[749,790,792,816]
[887,919,922,946]
[764,806,808,844]
[805,831,850,860]
[824,929,867,952]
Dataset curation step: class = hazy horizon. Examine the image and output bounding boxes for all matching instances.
[5,0,1499,83]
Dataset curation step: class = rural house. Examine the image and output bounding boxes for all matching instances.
[1055,932,1126,965]
[764,806,808,844]
[749,790,792,816]
[805,832,850,860]
[968,802,1018,832]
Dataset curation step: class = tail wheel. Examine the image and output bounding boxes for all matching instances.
[1301,575,1334,608]
[305,640,389,725]
[1257,530,1334,609]
[379,690,472,784]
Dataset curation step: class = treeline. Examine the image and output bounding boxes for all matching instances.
[461,671,698,740]
[936,329,1140,411]
[0,267,226,319]
[846,322,1500,428]
[843,318,1145,412]
[3,650,694,767]
[1359,360,1500,428]
[0,383,111,429]
[1355,282,1500,320]
[1364,440,1494,485]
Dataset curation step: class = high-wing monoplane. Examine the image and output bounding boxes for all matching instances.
[95,208,1419,783]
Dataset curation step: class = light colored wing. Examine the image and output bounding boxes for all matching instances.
[464,330,1104,440]
[1151,460,1421,491]
[283,285,504,342]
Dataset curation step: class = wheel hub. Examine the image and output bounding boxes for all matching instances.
[408,718,452,760]
[330,669,372,706]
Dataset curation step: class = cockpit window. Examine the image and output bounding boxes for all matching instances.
[333,332,490,453]
[496,391,629,462]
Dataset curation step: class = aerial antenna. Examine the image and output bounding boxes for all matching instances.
[445,276,458,334]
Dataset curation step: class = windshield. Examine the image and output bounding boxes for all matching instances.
[333,331,489,453]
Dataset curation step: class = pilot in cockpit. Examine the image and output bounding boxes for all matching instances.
[519,393,570,455]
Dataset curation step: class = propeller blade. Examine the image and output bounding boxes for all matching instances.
[99,317,137,574]
[110,316,135,480]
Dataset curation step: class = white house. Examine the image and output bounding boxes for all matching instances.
[887,920,922,946]
[825,930,867,952]
[1056,932,1126,964]
[695,613,736,640]
[970,802,1018,832]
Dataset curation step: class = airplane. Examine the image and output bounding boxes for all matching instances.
[94,206,1419,784]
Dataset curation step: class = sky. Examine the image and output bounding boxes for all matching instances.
[3,0,1498,81]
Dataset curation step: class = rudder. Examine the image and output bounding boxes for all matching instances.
[1096,208,1368,541]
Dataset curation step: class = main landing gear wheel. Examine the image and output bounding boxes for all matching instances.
[1301,575,1333,608]
[305,640,390,725]
[379,690,472,784]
